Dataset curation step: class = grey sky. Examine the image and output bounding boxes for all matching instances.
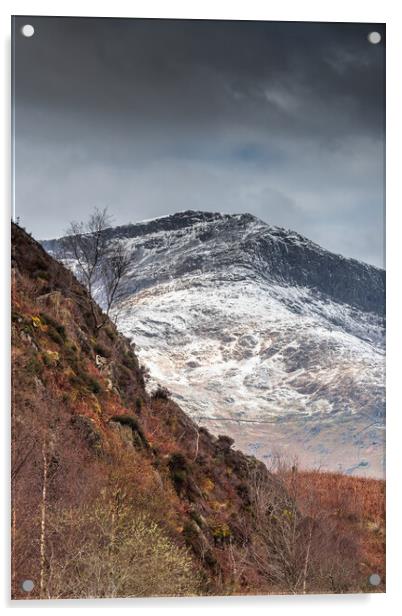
[13,17,385,266]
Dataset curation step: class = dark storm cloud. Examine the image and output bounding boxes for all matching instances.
[13,17,385,266]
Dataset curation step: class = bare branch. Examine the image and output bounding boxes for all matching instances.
[62,208,131,331]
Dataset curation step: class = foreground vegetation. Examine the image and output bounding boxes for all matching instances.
[11,223,385,598]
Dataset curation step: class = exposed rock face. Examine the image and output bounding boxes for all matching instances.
[43,211,385,477]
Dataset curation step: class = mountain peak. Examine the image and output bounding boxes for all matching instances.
[106,209,258,240]
[43,209,384,316]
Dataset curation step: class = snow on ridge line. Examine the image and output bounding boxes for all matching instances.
[112,211,385,272]
[41,210,384,272]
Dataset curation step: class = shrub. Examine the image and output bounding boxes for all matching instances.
[111,414,139,431]
[45,499,202,598]
[171,469,187,491]
[139,364,150,386]
[204,550,218,569]
[64,341,77,361]
[182,521,200,549]
[201,478,215,494]
[47,328,64,346]
[152,385,171,401]
[116,363,133,389]
[110,415,149,450]
[71,415,102,450]
[122,352,138,371]
[39,312,67,341]
[42,350,60,367]
[236,482,251,505]
[212,523,231,542]
[11,310,22,323]
[86,376,102,394]
[169,452,188,473]
[168,453,190,492]
[26,355,43,376]
[216,435,235,453]
[55,325,66,340]
[33,268,51,281]
[69,366,102,395]
[93,343,111,358]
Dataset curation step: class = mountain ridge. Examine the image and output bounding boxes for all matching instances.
[43,210,385,316]
[42,210,385,477]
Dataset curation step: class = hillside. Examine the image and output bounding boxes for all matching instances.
[12,222,384,598]
[43,211,385,476]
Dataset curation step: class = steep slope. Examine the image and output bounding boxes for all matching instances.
[11,222,274,597]
[43,211,385,477]
[12,223,385,597]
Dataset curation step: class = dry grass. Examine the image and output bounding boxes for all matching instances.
[283,469,385,591]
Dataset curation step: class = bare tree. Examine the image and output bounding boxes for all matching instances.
[98,240,131,325]
[246,456,360,594]
[247,463,307,593]
[62,207,130,330]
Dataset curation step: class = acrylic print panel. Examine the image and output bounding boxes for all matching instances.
[11,16,385,599]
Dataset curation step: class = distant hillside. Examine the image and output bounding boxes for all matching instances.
[43,211,385,476]
[12,222,384,598]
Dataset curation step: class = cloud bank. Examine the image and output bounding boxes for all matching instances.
[13,17,385,266]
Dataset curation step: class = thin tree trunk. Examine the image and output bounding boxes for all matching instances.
[11,505,16,596]
[302,525,313,594]
[110,510,116,554]
[192,428,200,462]
[39,443,48,599]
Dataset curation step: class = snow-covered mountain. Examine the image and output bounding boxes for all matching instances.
[43,211,385,477]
